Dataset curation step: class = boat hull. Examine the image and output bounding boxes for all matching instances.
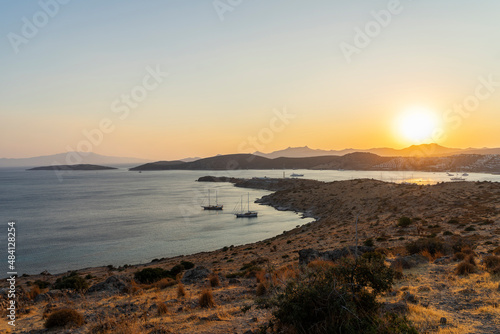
[235,212,258,218]
[203,205,223,210]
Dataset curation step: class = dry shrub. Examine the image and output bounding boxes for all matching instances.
[455,262,476,276]
[255,270,266,283]
[177,282,186,298]
[199,289,215,308]
[123,281,141,295]
[155,278,176,290]
[256,282,267,296]
[461,246,475,255]
[453,252,466,261]
[271,265,298,286]
[484,255,500,270]
[45,308,84,329]
[420,250,434,262]
[464,254,476,266]
[157,302,168,316]
[209,274,220,288]
[307,259,335,270]
[28,285,41,300]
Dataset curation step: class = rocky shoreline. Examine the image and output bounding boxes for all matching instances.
[2,177,500,333]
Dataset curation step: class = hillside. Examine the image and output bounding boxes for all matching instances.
[28,164,118,171]
[254,144,500,159]
[0,152,150,168]
[130,152,500,173]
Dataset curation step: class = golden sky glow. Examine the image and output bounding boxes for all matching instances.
[1,1,500,160]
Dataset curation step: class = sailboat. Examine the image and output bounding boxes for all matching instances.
[235,193,258,218]
[202,190,223,210]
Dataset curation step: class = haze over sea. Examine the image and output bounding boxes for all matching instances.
[2,167,499,275]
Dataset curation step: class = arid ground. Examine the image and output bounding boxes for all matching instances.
[1,178,499,334]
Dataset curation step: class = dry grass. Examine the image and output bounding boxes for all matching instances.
[455,261,476,276]
[177,282,186,298]
[209,274,220,288]
[44,308,84,329]
[157,302,169,316]
[199,289,215,308]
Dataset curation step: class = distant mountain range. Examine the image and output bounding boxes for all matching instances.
[0,152,150,168]
[254,144,500,158]
[130,151,500,174]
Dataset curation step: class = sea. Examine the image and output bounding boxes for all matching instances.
[1,167,499,275]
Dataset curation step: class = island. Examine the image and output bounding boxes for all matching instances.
[28,164,118,171]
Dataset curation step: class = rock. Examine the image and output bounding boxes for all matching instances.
[86,275,130,294]
[440,317,447,325]
[228,278,241,285]
[298,246,375,265]
[381,302,409,315]
[434,256,451,265]
[35,289,68,303]
[181,266,211,284]
[402,292,418,304]
[40,270,51,276]
[392,254,428,269]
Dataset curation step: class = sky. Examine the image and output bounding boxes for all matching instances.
[1,0,500,160]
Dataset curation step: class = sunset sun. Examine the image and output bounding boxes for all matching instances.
[396,107,439,144]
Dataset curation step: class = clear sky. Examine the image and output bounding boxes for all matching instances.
[1,0,500,160]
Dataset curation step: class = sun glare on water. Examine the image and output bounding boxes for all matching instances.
[396,107,439,144]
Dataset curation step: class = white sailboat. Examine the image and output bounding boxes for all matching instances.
[235,193,258,218]
[202,190,223,210]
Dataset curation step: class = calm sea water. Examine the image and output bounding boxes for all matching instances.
[1,167,499,275]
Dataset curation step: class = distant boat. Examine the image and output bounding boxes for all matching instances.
[235,193,258,218]
[446,172,454,176]
[202,190,223,211]
[290,173,304,177]
[450,177,466,181]
[462,173,469,176]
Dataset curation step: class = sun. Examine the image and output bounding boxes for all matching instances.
[396,107,439,144]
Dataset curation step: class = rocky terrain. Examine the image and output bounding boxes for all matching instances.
[1,178,499,333]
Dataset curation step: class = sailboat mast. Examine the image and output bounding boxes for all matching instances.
[247,193,250,211]
[208,189,210,206]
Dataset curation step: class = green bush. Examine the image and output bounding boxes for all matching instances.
[406,238,444,256]
[397,216,412,228]
[180,261,195,270]
[363,238,375,247]
[33,280,51,289]
[270,256,402,334]
[134,261,195,284]
[54,272,89,291]
[45,308,84,329]
[134,268,171,284]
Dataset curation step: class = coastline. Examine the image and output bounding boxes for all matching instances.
[2,177,500,333]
